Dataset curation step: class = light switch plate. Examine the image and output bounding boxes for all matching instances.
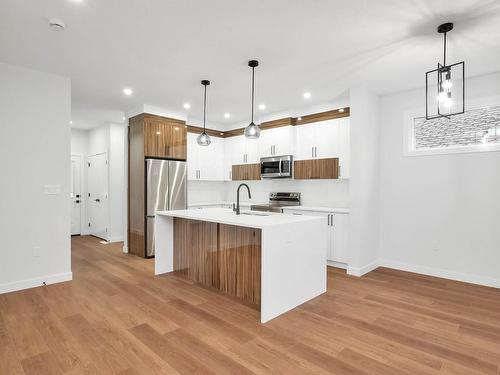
[44,184,61,195]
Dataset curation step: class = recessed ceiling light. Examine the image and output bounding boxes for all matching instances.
[122,116,126,121]
[123,88,133,96]
[258,104,266,110]
[339,108,345,113]
[303,92,311,99]
[224,113,231,119]
[69,120,73,124]
[183,103,191,109]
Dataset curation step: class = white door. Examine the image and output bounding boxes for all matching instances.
[70,155,82,235]
[87,153,108,240]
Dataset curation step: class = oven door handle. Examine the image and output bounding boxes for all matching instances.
[279,159,283,175]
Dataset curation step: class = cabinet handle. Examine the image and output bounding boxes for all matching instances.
[312,147,314,158]
[327,214,330,226]
[314,147,317,158]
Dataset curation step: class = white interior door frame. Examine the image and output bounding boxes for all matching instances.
[71,153,85,235]
[87,151,110,241]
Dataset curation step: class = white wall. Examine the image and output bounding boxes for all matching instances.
[224,179,349,207]
[108,123,126,242]
[0,62,72,293]
[379,71,500,288]
[348,87,381,276]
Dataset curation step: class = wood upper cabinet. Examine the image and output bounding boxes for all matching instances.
[232,163,261,181]
[144,116,187,160]
[294,158,339,180]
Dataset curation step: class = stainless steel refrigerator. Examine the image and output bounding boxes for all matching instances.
[145,159,187,257]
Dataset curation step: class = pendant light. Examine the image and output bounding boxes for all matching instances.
[425,23,465,120]
[197,80,211,146]
[244,60,261,139]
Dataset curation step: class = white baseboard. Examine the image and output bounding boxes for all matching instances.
[347,261,379,277]
[0,272,73,295]
[122,245,128,254]
[327,260,347,269]
[107,236,124,244]
[380,260,500,289]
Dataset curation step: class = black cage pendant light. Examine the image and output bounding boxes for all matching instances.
[425,22,465,120]
[197,80,211,146]
[244,60,261,139]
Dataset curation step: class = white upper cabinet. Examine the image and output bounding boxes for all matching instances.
[187,132,225,181]
[294,117,350,178]
[188,114,350,180]
[227,134,260,165]
[258,126,295,157]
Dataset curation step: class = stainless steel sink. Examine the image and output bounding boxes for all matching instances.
[241,211,270,217]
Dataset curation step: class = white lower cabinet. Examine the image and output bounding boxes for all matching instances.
[282,208,350,266]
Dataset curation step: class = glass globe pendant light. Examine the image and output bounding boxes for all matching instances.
[197,80,211,146]
[244,60,261,139]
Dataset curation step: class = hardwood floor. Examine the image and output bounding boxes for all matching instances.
[1,236,500,374]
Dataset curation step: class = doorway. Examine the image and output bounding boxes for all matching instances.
[87,152,109,240]
[70,154,82,235]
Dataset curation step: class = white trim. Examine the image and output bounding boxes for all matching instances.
[107,236,124,243]
[327,260,347,269]
[347,261,379,277]
[122,245,128,254]
[0,272,73,295]
[404,96,500,157]
[380,260,500,289]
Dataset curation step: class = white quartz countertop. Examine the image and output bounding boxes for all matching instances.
[187,201,262,207]
[282,206,350,214]
[157,208,323,229]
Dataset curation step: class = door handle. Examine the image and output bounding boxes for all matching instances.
[94,198,100,202]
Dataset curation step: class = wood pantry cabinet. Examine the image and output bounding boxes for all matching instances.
[128,113,187,257]
[232,163,261,181]
[294,158,339,179]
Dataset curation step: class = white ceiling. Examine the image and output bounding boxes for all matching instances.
[1,0,499,129]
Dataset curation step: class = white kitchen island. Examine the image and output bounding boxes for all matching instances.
[155,208,327,323]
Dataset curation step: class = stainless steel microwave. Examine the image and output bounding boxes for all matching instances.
[260,155,293,178]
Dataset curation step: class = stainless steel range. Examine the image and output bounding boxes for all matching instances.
[250,192,301,213]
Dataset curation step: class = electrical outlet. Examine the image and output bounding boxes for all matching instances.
[33,246,41,257]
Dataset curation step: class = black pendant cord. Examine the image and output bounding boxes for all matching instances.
[203,83,207,131]
[251,66,255,124]
[443,31,447,67]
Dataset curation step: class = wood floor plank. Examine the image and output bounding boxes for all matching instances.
[1,235,500,374]
[21,351,64,375]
